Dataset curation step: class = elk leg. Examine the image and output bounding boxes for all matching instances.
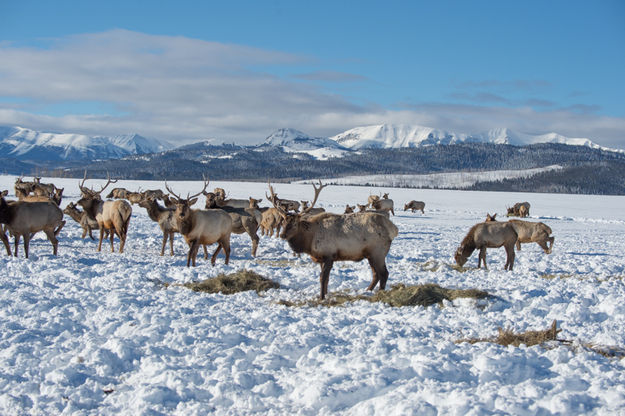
[319,259,334,300]
[548,236,554,253]
[44,228,59,256]
[478,246,487,269]
[161,232,168,256]
[54,221,64,237]
[505,244,515,271]
[109,227,116,253]
[211,243,222,266]
[0,230,10,256]
[97,226,105,252]
[23,233,30,259]
[14,234,20,257]
[366,257,380,291]
[187,240,199,267]
[203,245,208,260]
[169,232,175,256]
[516,240,522,251]
[250,232,259,257]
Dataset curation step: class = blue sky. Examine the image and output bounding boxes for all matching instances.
[0,0,624,147]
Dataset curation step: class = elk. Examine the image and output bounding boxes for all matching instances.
[0,196,65,258]
[138,195,180,256]
[166,179,233,267]
[300,200,325,215]
[32,177,56,197]
[357,203,367,212]
[507,202,531,218]
[269,180,398,300]
[455,222,518,270]
[14,176,35,199]
[508,219,554,253]
[259,207,283,237]
[266,190,300,212]
[77,172,132,253]
[63,202,107,240]
[141,189,167,200]
[404,200,425,214]
[372,196,395,216]
[23,187,64,206]
[344,204,355,214]
[106,187,143,204]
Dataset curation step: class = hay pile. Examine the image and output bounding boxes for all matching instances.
[183,270,279,295]
[458,320,561,347]
[278,283,489,307]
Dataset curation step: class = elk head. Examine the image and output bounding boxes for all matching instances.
[166,177,209,233]
[268,180,326,240]
[78,171,118,201]
[485,213,497,222]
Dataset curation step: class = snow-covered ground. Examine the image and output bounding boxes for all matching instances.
[304,165,564,189]
[1,175,625,415]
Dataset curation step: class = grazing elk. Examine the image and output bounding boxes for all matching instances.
[455,222,518,270]
[166,179,233,267]
[77,173,132,253]
[0,195,65,258]
[507,202,531,218]
[269,180,398,300]
[63,202,107,240]
[404,200,425,214]
[508,219,554,253]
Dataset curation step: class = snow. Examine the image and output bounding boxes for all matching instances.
[314,165,564,188]
[328,123,619,153]
[1,175,625,415]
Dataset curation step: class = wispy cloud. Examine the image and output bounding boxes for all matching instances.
[0,30,623,149]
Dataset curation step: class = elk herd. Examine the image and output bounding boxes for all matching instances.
[0,174,555,299]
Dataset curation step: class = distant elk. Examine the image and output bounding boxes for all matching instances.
[259,207,283,237]
[106,187,143,204]
[14,176,35,199]
[78,172,132,253]
[166,178,233,267]
[455,222,518,270]
[300,200,325,215]
[344,204,355,214]
[269,180,398,300]
[507,202,531,218]
[266,190,300,212]
[404,200,425,214]
[371,193,395,216]
[0,193,65,258]
[63,202,107,240]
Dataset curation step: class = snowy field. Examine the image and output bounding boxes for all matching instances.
[1,175,625,415]
[315,165,563,188]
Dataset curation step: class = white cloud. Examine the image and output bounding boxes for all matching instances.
[0,29,624,149]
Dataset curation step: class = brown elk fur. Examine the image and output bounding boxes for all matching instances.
[0,197,65,258]
[259,207,283,237]
[455,222,518,270]
[372,198,395,215]
[138,196,180,256]
[78,173,132,253]
[269,181,398,300]
[167,180,233,267]
[63,202,106,240]
[508,219,554,253]
[344,204,354,214]
[404,200,425,214]
[507,202,531,218]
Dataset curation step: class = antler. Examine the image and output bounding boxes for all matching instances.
[267,182,289,218]
[165,181,183,201]
[97,172,118,194]
[302,180,327,214]
[188,175,209,200]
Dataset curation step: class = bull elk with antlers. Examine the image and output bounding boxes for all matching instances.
[166,178,233,267]
[269,180,398,300]
[77,172,132,253]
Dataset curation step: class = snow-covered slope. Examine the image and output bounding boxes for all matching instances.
[0,126,171,161]
[262,128,349,159]
[329,123,612,151]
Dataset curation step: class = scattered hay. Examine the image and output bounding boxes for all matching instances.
[277,283,490,308]
[182,270,279,295]
[540,273,574,280]
[458,320,561,347]
[457,320,625,360]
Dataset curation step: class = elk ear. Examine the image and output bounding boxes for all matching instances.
[189,197,198,206]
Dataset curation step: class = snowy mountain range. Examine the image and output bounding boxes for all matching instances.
[262,124,615,158]
[0,126,171,162]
